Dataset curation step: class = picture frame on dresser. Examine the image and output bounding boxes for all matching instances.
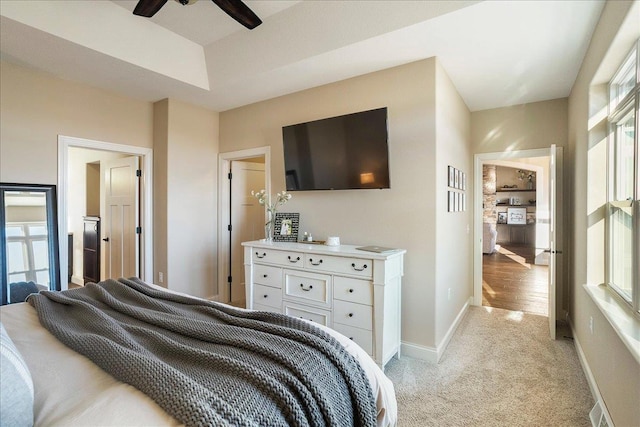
[273,212,300,242]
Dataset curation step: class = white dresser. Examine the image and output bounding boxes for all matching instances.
[242,240,405,369]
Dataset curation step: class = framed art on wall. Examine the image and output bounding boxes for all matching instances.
[273,212,300,242]
[507,207,527,225]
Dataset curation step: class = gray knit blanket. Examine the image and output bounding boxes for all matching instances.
[28,278,376,427]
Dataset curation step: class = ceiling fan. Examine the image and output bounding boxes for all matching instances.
[133,0,262,30]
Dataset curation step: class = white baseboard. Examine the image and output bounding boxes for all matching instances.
[400,341,438,363]
[71,275,83,285]
[570,319,614,426]
[400,297,471,364]
[436,297,471,362]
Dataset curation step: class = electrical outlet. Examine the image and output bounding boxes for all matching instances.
[448,288,452,301]
[589,316,593,335]
[159,272,164,283]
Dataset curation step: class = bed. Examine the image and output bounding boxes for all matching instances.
[0,278,397,427]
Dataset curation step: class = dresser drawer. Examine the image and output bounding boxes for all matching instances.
[284,270,332,308]
[305,254,373,278]
[252,302,281,315]
[252,249,304,267]
[253,284,282,309]
[334,276,373,306]
[284,302,332,326]
[333,300,373,331]
[333,323,373,355]
[253,264,283,288]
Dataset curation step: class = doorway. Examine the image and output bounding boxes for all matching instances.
[58,136,153,290]
[218,147,270,305]
[482,160,549,316]
[473,147,564,338]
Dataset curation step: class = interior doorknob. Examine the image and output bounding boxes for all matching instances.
[103,237,110,242]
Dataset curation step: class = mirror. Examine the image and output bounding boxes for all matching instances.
[0,183,60,305]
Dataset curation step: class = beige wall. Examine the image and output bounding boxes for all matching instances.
[434,60,472,344]
[154,99,219,298]
[1,61,220,300]
[0,61,153,184]
[568,1,640,426]
[153,100,169,290]
[471,98,568,154]
[220,58,473,351]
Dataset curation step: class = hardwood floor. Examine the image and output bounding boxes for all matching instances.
[482,244,548,316]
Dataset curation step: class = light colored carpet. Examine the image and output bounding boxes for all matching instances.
[384,306,593,426]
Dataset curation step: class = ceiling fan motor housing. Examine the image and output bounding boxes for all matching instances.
[134,0,261,29]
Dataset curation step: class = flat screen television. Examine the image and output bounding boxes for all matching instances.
[282,107,390,191]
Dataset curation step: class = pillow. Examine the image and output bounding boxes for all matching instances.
[9,281,41,304]
[0,322,34,427]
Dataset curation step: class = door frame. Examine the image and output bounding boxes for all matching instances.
[58,135,153,289]
[217,146,270,303]
[473,148,560,314]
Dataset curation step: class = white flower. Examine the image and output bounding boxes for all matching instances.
[251,189,293,223]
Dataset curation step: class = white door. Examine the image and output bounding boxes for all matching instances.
[547,145,563,339]
[229,161,265,304]
[103,156,139,280]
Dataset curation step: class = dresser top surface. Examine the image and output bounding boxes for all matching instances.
[241,240,406,260]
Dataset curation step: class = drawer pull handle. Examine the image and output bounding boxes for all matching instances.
[348,288,354,293]
[256,252,266,259]
[309,258,323,266]
[263,294,268,298]
[348,313,354,317]
[288,256,301,263]
[299,283,313,291]
[351,263,368,271]
[349,337,354,340]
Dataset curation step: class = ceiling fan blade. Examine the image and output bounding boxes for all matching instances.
[133,0,169,17]
[211,0,262,30]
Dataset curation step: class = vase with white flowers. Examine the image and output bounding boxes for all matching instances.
[251,189,292,241]
[517,169,535,189]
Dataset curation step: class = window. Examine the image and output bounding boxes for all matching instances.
[6,222,50,286]
[607,40,639,313]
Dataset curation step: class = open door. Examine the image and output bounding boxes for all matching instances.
[229,161,265,304]
[547,144,563,339]
[103,156,140,280]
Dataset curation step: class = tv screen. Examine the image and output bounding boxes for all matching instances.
[282,107,390,191]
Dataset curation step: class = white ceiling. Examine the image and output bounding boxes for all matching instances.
[0,0,605,112]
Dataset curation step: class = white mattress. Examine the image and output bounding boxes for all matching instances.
[0,285,397,427]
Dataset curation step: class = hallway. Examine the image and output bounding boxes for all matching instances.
[482,244,548,316]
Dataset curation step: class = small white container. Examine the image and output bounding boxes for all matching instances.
[326,236,340,246]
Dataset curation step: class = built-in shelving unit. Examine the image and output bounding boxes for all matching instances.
[496,188,535,192]
[489,167,538,247]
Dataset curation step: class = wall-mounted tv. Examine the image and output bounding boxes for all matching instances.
[282,107,390,191]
